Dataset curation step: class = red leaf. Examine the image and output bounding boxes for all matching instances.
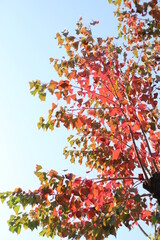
[112,149,120,160]
[138,174,144,180]
[34,207,38,213]
[139,103,147,110]
[141,210,151,220]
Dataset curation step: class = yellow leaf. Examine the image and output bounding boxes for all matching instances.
[114,0,121,6]
[133,48,138,58]
[36,164,42,172]
[117,0,121,6]
[29,81,34,89]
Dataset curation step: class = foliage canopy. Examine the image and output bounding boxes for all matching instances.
[1,0,160,239]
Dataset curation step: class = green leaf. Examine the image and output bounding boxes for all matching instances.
[118,23,121,30]
[30,89,38,96]
[122,213,130,226]
[39,228,46,237]
[13,205,20,215]
[152,213,160,225]
[0,192,11,203]
[133,194,141,202]
[17,225,21,234]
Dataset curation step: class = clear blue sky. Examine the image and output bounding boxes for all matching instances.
[0,1,154,239]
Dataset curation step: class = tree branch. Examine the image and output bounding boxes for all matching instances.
[128,124,150,184]
[136,114,159,173]
[104,70,150,183]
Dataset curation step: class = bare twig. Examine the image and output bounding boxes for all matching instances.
[94,176,140,183]
[137,223,151,240]
[140,193,151,198]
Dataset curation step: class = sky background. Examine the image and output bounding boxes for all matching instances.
[0,1,154,239]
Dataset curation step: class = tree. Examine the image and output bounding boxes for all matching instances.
[0,0,160,239]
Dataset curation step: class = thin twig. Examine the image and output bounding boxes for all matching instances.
[140,193,151,198]
[66,107,107,111]
[137,223,151,239]
[94,177,140,183]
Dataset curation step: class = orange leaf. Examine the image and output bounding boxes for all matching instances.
[132,123,140,131]
[141,210,151,220]
[122,25,126,34]
[48,169,58,178]
[71,94,77,101]
[49,58,54,63]
[55,92,61,100]
[59,80,69,89]
[48,80,57,94]
[52,208,57,216]
[76,118,83,128]
[66,96,71,104]
[110,120,115,133]
[121,99,128,105]
[137,112,143,122]
[52,103,57,110]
